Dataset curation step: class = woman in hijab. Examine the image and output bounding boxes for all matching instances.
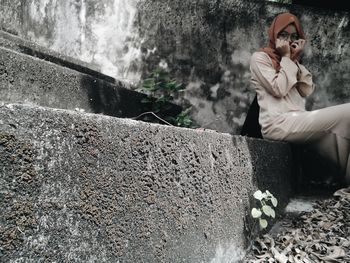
[249,12,350,186]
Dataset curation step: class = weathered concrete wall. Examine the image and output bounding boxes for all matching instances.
[0,30,114,82]
[137,1,350,133]
[0,102,294,262]
[0,0,142,83]
[0,0,348,134]
[0,33,181,119]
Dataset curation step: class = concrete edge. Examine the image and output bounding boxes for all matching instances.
[0,30,119,85]
[0,101,295,262]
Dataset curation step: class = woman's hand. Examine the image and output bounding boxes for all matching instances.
[290,39,306,62]
[275,39,291,58]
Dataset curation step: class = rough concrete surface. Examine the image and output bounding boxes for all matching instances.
[0,103,294,262]
[0,45,180,120]
[0,0,349,134]
[0,30,115,83]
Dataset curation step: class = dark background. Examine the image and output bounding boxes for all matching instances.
[292,0,350,12]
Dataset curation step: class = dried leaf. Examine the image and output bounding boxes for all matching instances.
[256,237,269,252]
[271,246,288,263]
[333,186,350,199]
[323,246,346,259]
[243,192,350,263]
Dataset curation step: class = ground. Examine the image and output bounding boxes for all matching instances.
[243,187,350,263]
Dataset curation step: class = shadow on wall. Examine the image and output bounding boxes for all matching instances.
[80,74,142,117]
[231,135,294,248]
[241,130,345,199]
[79,74,182,120]
[291,144,346,195]
[235,134,338,249]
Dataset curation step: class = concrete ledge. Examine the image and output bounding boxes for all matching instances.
[0,44,181,119]
[0,30,115,83]
[0,103,293,262]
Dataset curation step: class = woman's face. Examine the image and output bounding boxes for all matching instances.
[277,24,299,44]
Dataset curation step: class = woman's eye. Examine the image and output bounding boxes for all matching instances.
[278,31,299,41]
[280,32,289,38]
[291,34,299,40]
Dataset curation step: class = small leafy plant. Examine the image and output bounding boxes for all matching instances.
[173,107,193,127]
[251,190,278,230]
[136,68,194,128]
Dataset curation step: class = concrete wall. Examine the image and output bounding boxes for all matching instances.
[137,0,350,133]
[0,1,349,134]
[0,31,181,120]
[0,0,142,83]
[0,102,294,262]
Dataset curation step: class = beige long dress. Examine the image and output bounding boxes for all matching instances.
[250,51,350,184]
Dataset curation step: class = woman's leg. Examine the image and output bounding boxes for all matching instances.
[282,103,350,143]
[281,103,350,185]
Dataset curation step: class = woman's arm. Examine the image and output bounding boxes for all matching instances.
[296,62,315,97]
[250,52,299,98]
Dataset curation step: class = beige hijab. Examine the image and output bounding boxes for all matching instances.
[260,12,305,71]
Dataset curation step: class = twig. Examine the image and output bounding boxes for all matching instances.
[17,226,25,235]
[132,111,174,126]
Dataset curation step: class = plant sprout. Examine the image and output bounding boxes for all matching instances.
[251,190,278,229]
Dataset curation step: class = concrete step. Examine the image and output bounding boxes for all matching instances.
[0,31,181,120]
[0,30,115,83]
[0,102,294,262]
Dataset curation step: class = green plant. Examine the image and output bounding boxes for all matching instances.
[136,68,194,128]
[172,107,193,128]
[251,190,278,230]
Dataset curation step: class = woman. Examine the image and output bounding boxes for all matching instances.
[249,12,350,186]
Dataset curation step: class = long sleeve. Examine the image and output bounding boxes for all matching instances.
[250,52,299,98]
[296,61,315,97]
